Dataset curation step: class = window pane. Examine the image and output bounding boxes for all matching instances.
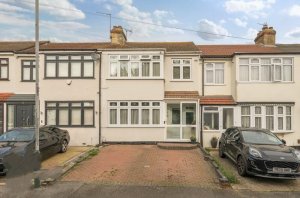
[71,56,81,60]
[172,59,180,64]
[283,65,292,81]
[215,69,224,84]
[286,106,291,115]
[0,66,8,79]
[239,58,249,64]
[206,70,214,83]
[266,117,274,130]
[120,109,128,124]
[71,62,81,77]
[142,109,150,124]
[152,109,160,124]
[59,109,69,125]
[183,66,190,79]
[251,66,259,81]
[203,113,219,130]
[251,58,259,64]
[183,60,191,64]
[58,62,69,77]
[255,117,262,128]
[84,109,94,125]
[47,109,56,125]
[120,61,128,77]
[283,58,292,65]
[239,65,249,81]
[278,106,283,114]
[266,106,274,115]
[278,117,283,130]
[84,102,94,107]
[32,68,36,80]
[182,127,196,139]
[167,127,180,139]
[153,62,160,77]
[241,106,250,115]
[110,102,117,106]
[286,116,291,130]
[131,62,139,77]
[110,62,117,77]
[167,104,180,125]
[110,109,117,124]
[23,67,31,80]
[71,109,81,125]
[275,65,282,81]
[83,62,93,77]
[241,117,250,128]
[255,106,261,114]
[261,58,271,64]
[46,63,56,77]
[46,56,56,60]
[173,66,180,79]
[142,62,150,77]
[131,109,139,124]
[182,103,196,125]
[261,65,272,81]
[223,108,233,129]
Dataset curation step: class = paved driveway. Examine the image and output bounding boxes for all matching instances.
[210,151,300,192]
[62,145,219,188]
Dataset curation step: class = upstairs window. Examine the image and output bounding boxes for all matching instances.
[239,58,293,82]
[172,59,191,80]
[22,60,36,82]
[109,55,162,78]
[45,55,94,78]
[205,63,224,84]
[0,58,8,80]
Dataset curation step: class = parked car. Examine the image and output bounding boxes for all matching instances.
[0,126,70,177]
[219,127,300,179]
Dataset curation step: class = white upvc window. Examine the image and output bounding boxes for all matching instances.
[239,105,293,132]
[108,101,162,127]
[109,55,163,79]
[205,63,224,85]
[172,59,192,80]
[203,107,219,130]
[238,57,293,83]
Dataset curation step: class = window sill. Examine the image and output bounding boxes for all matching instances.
[170,80,193,82]
[237,81,295,84]
[107,125,165,128]
[44,77,96,80]
[205,84,226,86]
[106,78,164,80]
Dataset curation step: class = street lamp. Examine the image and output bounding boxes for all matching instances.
[35,0,40,152]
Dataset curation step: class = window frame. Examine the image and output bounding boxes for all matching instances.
[0,58,9,80]
[108,101,163,127]
[204,62,225,85]
[45,55,95,79]
[171,59,192,81]
[21,60,36,82]
[45,101,95,127]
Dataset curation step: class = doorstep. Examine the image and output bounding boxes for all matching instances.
[157,143,198,150]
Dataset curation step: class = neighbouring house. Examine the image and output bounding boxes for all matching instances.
[0,25,299,148]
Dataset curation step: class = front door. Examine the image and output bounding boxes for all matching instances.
[166,102,197,141]
[16,105,34,128]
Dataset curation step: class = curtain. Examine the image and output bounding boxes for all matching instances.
[131,109,139,124]
[84,109,93,125]
[71,62,81,77]
[266,117,274,130]
[275,65,282,81]
[0,66,8,79]
[206,70,214,83]
[215,69,224,84]
[251,66,259,81]
[71,109,81,125]
[173,66,180,79]
[142,62,150,77]
[241,117,250,128]
[183,66,190,79]
[241,106,250,115]
[261,65,271,81]
[131,62,139,77]
[110,62,117,77]
[110,109,117,124]
[58,62,69,77]
[278,117,283,130]
[239,58,249,64]
[286,116,291,130]
[142,109,149,124]
[283,65,292,81]
[255,106,261,114]
[59,109,69,125]
[120,109,128,124]
[255,117,262,128]
[23,67,31,80]
[152,109,160,124]
[120,61,128,77]
[239,65,249,81]
[46,62,56,77]
[153,62,160,77]
[83,62,93,77]
[223,109,233,129]
[266,106,273,115]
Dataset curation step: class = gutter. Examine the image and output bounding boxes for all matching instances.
[200,58,205,147]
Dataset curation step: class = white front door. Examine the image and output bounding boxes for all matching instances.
[166,102,197,141]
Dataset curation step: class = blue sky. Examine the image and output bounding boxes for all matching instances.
[0,0,300,44]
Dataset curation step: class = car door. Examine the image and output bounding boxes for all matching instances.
[226,129,241,161]
[39,131,51,157]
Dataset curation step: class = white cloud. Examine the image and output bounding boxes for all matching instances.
[41,21,90,31]
[197,19,230,41]
[113,0,183,39]
[234,18,247,27]
[224,0,276,18]
[0,2,29,13]
[245,28,258,39]
[288,5,300,17]
[0,12,33,26]
[285,28,300,38]
[104,4,112,11]
[1,0,85,20]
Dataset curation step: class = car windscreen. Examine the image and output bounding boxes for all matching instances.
[241,131,283,145]
[0,129,35,142]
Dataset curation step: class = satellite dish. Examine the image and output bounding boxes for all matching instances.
[91,53,100,61]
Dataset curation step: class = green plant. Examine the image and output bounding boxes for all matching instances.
[87,148,99,158]
[190,136,196,143]
[212,157,238,184]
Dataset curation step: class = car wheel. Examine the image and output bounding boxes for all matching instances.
[219,143,225,158]
[237,156,247,177]
[60,140,68,153]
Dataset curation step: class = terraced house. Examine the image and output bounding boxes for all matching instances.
[0,25,299,148]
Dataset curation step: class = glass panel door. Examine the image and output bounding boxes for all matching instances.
[167,104,180,139]
[182,103,196,139]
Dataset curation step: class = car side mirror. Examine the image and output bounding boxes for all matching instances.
[282,139,286,145]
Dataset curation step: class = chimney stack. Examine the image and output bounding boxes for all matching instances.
[110,26,127,45]
[254,24,276,46]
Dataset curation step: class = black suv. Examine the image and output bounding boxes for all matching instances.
[219,127,300,179]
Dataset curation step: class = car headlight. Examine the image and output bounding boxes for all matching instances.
[294,150,300,160]
[249,147,262,158]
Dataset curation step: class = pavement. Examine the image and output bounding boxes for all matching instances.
[210,150,300,192]
[62,145,220,188]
